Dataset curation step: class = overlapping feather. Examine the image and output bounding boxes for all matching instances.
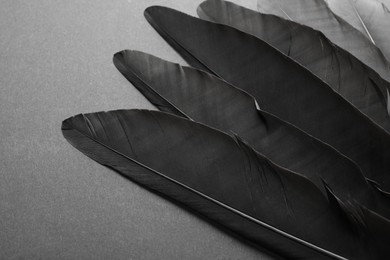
[144,6,390,192]
[113,50,390,218]
[198,0,390,131]
[256,0,390,83]
[61,1,390,259]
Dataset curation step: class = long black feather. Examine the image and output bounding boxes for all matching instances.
[144,6,390,192]
[62,109,390,259]
[113,50,390,218]
[197,0,390,131]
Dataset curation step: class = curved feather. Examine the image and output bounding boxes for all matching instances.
[113,49,390,218]
[325,0,390,60]
[62,109,388,259]
[144,6,390,192]
[256,0,390,84]
[198,0,390,131]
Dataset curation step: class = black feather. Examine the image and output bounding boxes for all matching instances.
[62,109,390,259]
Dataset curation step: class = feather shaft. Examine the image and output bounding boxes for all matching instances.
[62,109,387,259]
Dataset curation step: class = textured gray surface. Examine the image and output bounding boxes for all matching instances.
[0,0,272,259]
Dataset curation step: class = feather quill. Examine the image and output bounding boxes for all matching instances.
[256,0,390,84]
[62,109,390,259]
[198,0,390,130]
[324,0,390,60]
[113,49,390,217]
[144,6,390,192]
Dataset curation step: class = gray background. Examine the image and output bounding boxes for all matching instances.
[0,0,272,259]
